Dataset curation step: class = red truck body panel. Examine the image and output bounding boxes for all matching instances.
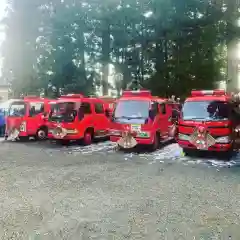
[177,90,237,152]
[47,94,110,144]
[108,90,174,149]
[6,97,52,139]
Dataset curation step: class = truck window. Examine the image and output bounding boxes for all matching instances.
[49,102,77,123]
[182,101,229,121]
[160,103,166,114]
[95,103,104,114]
[9,102,26,117]
[29,102,44,117]
[81,102,91,114]
[114,100,149,119]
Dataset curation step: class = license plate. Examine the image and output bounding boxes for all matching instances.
[131,124,141,132]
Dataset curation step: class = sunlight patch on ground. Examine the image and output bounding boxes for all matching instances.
[43,140,240,169]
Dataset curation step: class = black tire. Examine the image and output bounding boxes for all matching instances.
[182,148,192,156]
[150,132,160,151]
[82,130,93,146]
[221,148,234,161]
[36,127,48,141]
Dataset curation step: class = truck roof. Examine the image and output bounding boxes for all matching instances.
[10,98,52,103]
[185,90,232,103]
[186,95,231,102]
[57,97,105,103]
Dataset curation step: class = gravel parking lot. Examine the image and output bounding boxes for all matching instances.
[0,140,240,239]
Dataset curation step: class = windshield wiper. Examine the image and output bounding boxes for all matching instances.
[115,116,131,119]
[184,117,209,120]
[115,116,145,120]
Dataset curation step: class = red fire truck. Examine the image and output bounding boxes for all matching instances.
[177,89,240,156]
[5,96,52,140]
[109,90,174,150]
[47,94,110,145]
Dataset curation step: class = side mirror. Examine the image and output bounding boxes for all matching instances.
[149,109,156,120]
[42,112,48,120]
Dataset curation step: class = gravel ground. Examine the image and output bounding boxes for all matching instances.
[0,140,240,239]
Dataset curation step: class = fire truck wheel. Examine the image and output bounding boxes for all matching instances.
[222,149,233,161]
[83,129,93,145]
[150,132,160,151]
[182,148,192,156]
[36,128,47,140]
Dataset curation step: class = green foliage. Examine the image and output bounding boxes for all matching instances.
[1,0,238,97]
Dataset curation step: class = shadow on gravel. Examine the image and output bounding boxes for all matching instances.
[4,136,110,149]
[4,137,240,170]
[117,138,175,154]
[180,150,240,169]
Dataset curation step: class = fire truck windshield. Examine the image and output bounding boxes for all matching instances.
[114,100,149,119]
[49,102,77,122]
[8,102,26,117]
[182,100,229,121]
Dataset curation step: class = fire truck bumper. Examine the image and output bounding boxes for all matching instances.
[48,132,83,140]
[178,140,233,152]
[110,135,154,145]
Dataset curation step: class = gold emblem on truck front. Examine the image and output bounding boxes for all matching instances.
[189,126,215,150]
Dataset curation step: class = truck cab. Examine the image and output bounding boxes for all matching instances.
[177,90,239,155]
[98,96,116,117]
[47,94,110,145]
[5,96,52,140]
[109,90,173,150]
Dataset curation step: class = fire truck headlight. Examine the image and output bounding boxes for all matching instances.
[19,121,26,132]
[178,133,190,141]
[215,136,231,143]
[110,130,121,136]
[66,129,78,134]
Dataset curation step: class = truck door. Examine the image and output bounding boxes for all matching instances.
[94,102,108,137]
[6,101,26,134]
[158,102,170,137]
[27,102,45,135]
[78,102,94,135]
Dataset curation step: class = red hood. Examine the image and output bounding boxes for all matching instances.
[178,119,231,136]
[178,119,231,127]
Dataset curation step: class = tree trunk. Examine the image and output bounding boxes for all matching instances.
[226,0,238,92]
[78,28,87,84]
[102,20,110,95]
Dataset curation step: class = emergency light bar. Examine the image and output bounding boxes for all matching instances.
[122,90,151,97]
[191,90,226,97]
[60,94,84,98]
